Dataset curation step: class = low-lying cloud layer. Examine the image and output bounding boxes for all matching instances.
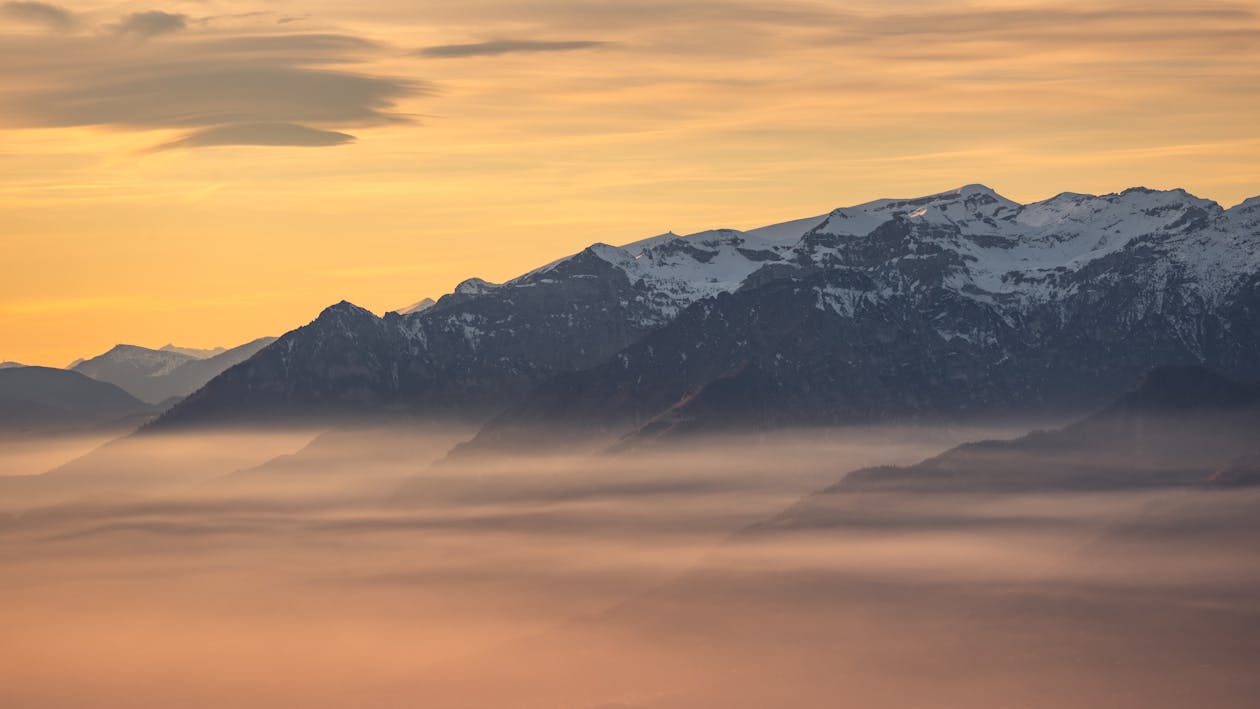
[2,423,1258,708]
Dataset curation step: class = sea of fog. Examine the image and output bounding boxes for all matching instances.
[1,423,1258,709]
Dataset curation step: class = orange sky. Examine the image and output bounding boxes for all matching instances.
[3,0,1260,366]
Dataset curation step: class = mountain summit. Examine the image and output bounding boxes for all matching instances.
[72,338,276,405]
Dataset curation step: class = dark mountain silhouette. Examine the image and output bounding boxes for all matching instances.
[1209,452,1260,488]
[68,185,1260,441]
[0,366,156,433]
[151,247,669,429]
[759,368,1260,524]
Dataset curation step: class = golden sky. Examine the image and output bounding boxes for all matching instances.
[2,0,1259,366]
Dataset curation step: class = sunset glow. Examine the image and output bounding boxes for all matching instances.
[4,0,1259,364]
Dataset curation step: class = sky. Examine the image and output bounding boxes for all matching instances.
[2,0,1259,366]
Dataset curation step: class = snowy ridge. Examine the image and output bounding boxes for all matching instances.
[489,215,824,328]
[816,184,1022,237]
[75,344,194,378]
[160,344,227,359]
[411,184,1258,330]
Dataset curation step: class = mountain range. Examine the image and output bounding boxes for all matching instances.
[69,337,275,405]
[17,184,1258,443]
[755,366,1260,509]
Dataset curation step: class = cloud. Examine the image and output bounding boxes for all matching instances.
[820,4,1260,51]
[418,39,608,58]
[0,32,427,149]
[459,0,838,33]
[17,64,422,128]
[395,1,1260,62]
[153,122,356,151]
[111,10,187,38]
[0,1,73,30]
[206,33,379,55]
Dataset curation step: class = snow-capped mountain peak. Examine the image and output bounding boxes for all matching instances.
[814,184,1021,237]
[1011,187,1220,233]
[1225,195,1260,227]
[620,231,682,255]
[407,184,1258,332]
[453,277,500,296]
[82,344,193,377]
[159,344,227,359]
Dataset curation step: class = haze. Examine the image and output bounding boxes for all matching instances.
[2,423,1258,708]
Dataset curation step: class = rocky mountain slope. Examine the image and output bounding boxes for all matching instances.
[153,185,1260,434]
[471,186,1260,446]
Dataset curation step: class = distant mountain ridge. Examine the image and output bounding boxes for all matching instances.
[0,366,156,433]
[160,344,227,359]
[752,367,1260,537]
[71,337,275,404]
[150,185,1260,436]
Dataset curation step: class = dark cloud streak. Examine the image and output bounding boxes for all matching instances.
[15,64,423,128]
[206,33,380,56]
[418,39,608,58]
[0,1,74,30]
[111,10,187,38]
[0,32,427,150]
[152,122,357,151]
[819,4,1260,47]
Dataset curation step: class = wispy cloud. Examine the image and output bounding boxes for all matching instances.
[152,122,356,151]
[818,3,1260,55]
[6,60,421,128]
[418,39,608,58]
[0,29,427,150]
[110,10,187,38]
[109,9,186,37]
[0,1,73,31]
